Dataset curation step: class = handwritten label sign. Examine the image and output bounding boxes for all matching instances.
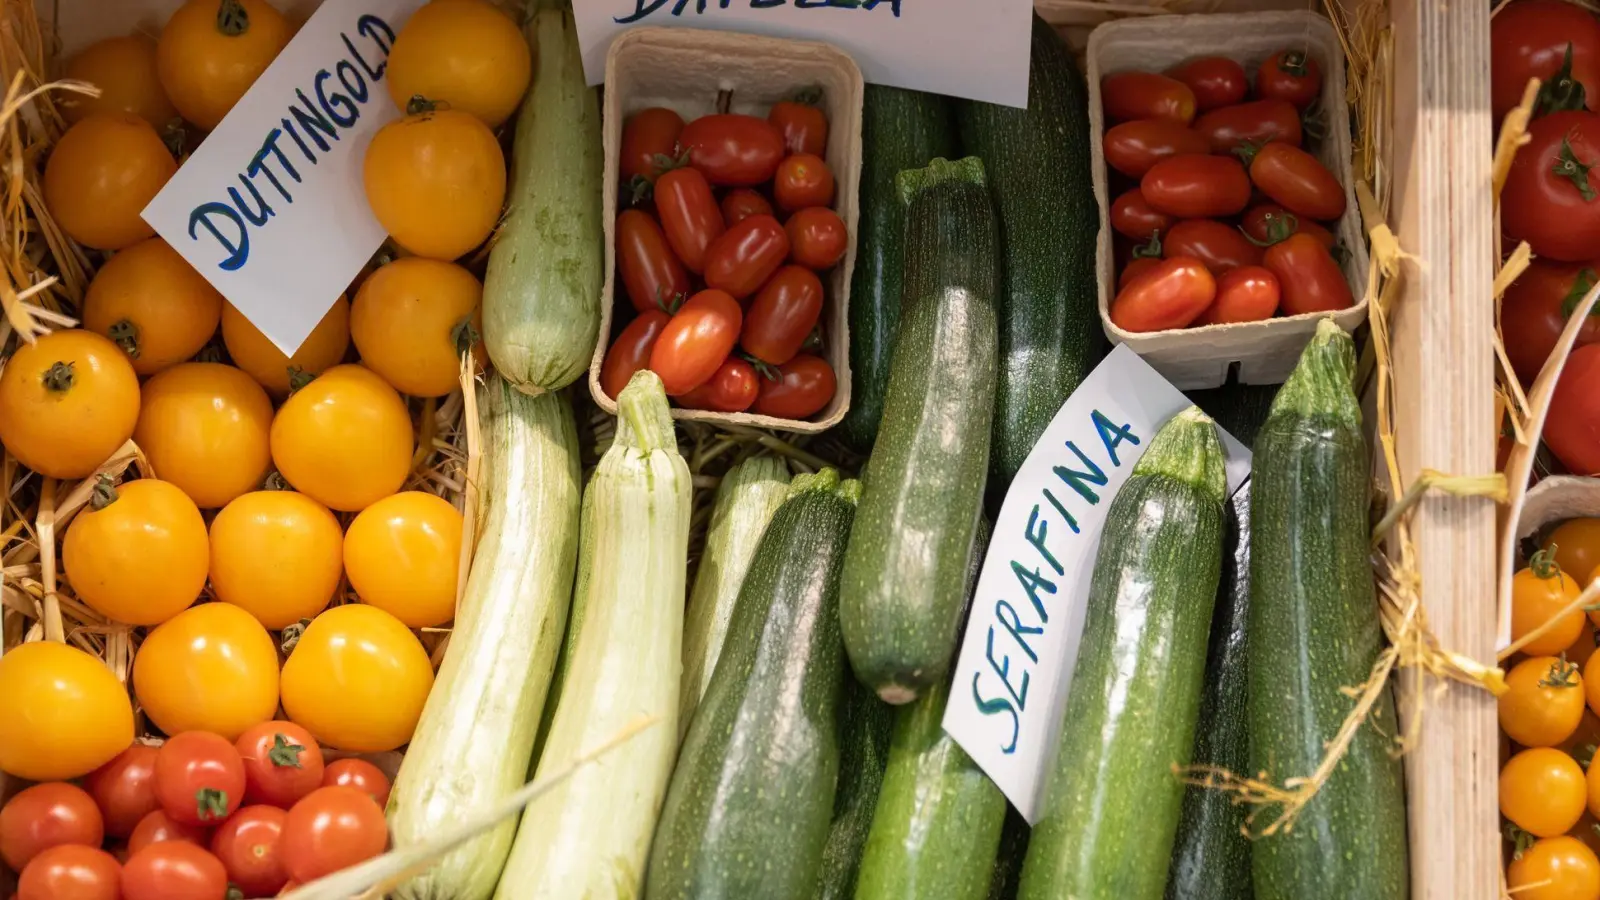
[942,344,1252,823]
[572,1,1034,107]
[142,0,425,356]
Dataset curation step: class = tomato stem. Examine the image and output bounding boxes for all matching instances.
[286,366,314,395]
[268,733,306,768]
[1230,139,1263,168]
[40,360,74,393]
[1278,49,1310,78]
[1562,268,1600,319]
[791,86,825,107]
[716,89,733,116]
[88,475,119,512]
[1504,823,1537,860]
[195,788,230,822]
[1132,230,1163,258]
[1529,543,1564,580]
[262,471,291,491]
[193,340,225,364]
[1538,43,1590,116]
[1553,135,1598,202]
[216,0,250,36]
[1580,743,1600,770]
[279,618,312,656]
[452,316,480,357]
[405,95,440,117]
[1539,655,1581,688]
[105,319,141,359]
[740,352,780,381]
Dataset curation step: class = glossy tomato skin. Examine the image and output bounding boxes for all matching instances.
[1163,219,1263,274]
[1102,120,1210,178]
[268,364,413,513]
[363,108,505,261]
[1502,260,1600,383]
[1192,99,1303,153]
[1263,232,1353,315]
[616,210,690,314]
[1242,203,1336,249]
[121,840,228,900]
[18,845,121,900]
[703,215,791,300]
[654,166,726,274]
[0,329,140,481]
[1504,111,1600,261]
[601,310,672,400]
[279,605,434,754]
[62,477,208,626]
[154,732,246,827]
[1141,155,1252,219]
[209,491,342,630]
[133,602,279,741]
[343,491,464,629]
[127,810,210,856]
[1545,343,1600,474]
[743,266,825,366]
[1110,256,1217,332]
[786,208,849,271]
[721,189,774,227]
[212,805,289,898]
[619,107,685,183]
[321,759,392,808]
[678,359,760,413]
[1119,257,1161,290]
[134,362,274,510]
[649,289,743,396]
[236,721,325,810]
[1165,56,1248,111]
[1110,189,1174,241]
[1507,835,1600,900]
[1492,0,1600,121]
[773,153,836,211]
[679,114,786,186]
[1101,71,1196,124]
[769,101,828,156]
[753,354,836,420]
[86,744,162,839]
[1248,142,1347,221]
[280,786,388,884]
[1195,265,1281,325]
[1256,49,1323,109]
[0,782,104,872]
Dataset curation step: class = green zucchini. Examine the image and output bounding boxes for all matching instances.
[646,470,861,900]
[956,14,1102,509]
[1247,321,1408,900]
[1189,382,1278,449]
[840,156,998,705]
[837,86,960,453]
[1019,407,1227,900]
[814,679,897,900]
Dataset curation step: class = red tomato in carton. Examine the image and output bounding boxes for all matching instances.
[1193,100,1303,153]
[1545,343,1600,474]
[1491,0,1600,122]
[1503,110,1600,262]
[1247,142,1347,221]
[18,846,120,900]
[650,289,743,396]
[601,310,672,400]
[0,783,104,872]
[1102,120,1210,178]
[743,265,824,366]
[1162,219,1262,274]
[773,153,835,211]
[721,189,773,227]
[654,166,725,274]
[236,721,325,810]
[1263,233,1353,315]
[704,215,790,300]
[153,733,245,827]
[1195,265,1281,325]
[86,745,162,840]
[680,114,786,186]
[677,359,760,413]
[320,759,390,808]
[619,107,685,183]
[1141,155,1252,219]
[1242,203,1336,250]
[753,354,835,420]
[786,208,849,271]
[617,210,691,314]
[211,805,288,898]
[769,100,828,156]
[1101,72,1196,124]
[1110,256,1216,332]
[1502,260,1600,383]
[1110,189,1174,241]
[1119,257,1162,290]
[1257,49,1323,109]
[1165,56,1248,111]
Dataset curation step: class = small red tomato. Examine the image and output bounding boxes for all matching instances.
[743,265,824,365]
[121,840,228,900]
[650,289,744,396]
[1119,257,1162,290]
[721,189,774,227]
[1141,155,1251,219]
[18,845,120,900]
[0,782,104,871]
[1165,57,1248,111]
[769,100,829,157]
[617,210,692,314]
[1546,343,1600,474]
[212,805,289,898]
[774,153,836,211]
[154,732,246,827]
[1102,120,1210,178]
[704,215,790,300]
[654,166,726,274]
[280,786,388,885]
[1195,265,1281,325]
[753,353,836,420]
[320,759,391,809]
[680,114,786,186]
[601,310,672,400]
[236,721,325,811]
[1163,219,1263,274]
[1263,232,1353,315]
[1109,256,1217,333]
[1247,142,1346,221]
[1491,0,1600,122]
[1110,189,1174,241]
[1192,100,1303,153]
[786,207,849,271]
[127,810,210,856]
[1502,110,1600,262]
[86,744,162,840]
[1502,260,1600,383]
[1257,49,1323,109]
[1242,203,1336,249]
[678,358,760,413]
[1101,72,1197,124]
[619,107,685,183]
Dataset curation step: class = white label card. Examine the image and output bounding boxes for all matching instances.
[571,1,1035,107]
[142,0,426,357]
[942,344,1252,824]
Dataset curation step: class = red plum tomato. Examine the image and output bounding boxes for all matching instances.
[679,114,785,186]
[1101,72,1196,124]
[786,207,849,271]
[752,354,835,420]
[649,289,743,396]
[1193,99,1303,153]
[742,265,824,366]
[1102,120,1209,178]
[1110,256,1216,332]
[1195,265,1281,325]
[1140,155,1252,219]
[1165,56,1248,111]
[617,209,691,314]
[601,310,672,400]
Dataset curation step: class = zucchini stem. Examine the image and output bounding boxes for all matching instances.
[615,370,676,454]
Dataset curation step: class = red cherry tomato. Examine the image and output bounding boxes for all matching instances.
[1165,56,1248,111]
[1257,49,1323,110]
[1110,256,1217,333]
[721,189,774,227]
[619,107,685,183]
[1263,232,1353,315]
[1242,204,1336,250]
[0,783,104,872]
[211,806,288,898]
[1141,155,1251,219]
[236,721,325,811]
[1101,72,1196,124]
[649,289,743,396]
[617,209,691,315]
[768,100,828,156]
[677,358,760,413]
[654,166,726,274]
[1195,265,1281,325]
[1102,120,1210,178]
[18,845,120,900]
[1247,142,1346,221]
[1192,100,1303,153]
[752,353,836,420]
[1503,110,1600,262]
[1119,257,1162,290]
[1546,342,1600,473]
[679,114,786,187]
[1492,0,1600,122]
[742,265,824,366]
[703,214,790,300]
[773,153,835,212]
[86,744,162,840]
[127,810,210,856]
[1162,219,1263,274]
[1502,260,1600,383]
[154,732,245,827]
[280,786,388,885]
[320,759,391,808]
[1110,189,1174,242]
[786,207,849,271]
[601,310,672,400]
[121,841,228,900]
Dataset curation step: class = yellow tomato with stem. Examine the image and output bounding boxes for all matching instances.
[210,490,343,630]
[1503,747,1589,837]
[280,604,434,752]
[156,0,292,131]
[43,112,174,250]
[0,329,139,480]
[1509,835,1600,900]
[222,297,350,400]
[63,478,208,626]
[270,364,413,512]
[134,362,273,509]
[133,602,280,741]
[344,491,463,628]
[60,34,178,128]
[1515,546,1586,656]
[384,0,531,129]
[82,238,222,376]
[363,103,505,260]
[0,641,135,781]
[1503,656,1588,748]
[350,258,484,398]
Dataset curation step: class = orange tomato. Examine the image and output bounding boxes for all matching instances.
[1585,651,1600,718]
[211,491,344,630]
[43,112,174,250]
[1504,656,1589,747]
[1516,547,1587,656]
[343,491,463,628]
[61,34,178,128]
[0,329,140,479]
[1573,625,1600,670]
[363,105,505,260]
[134,362,274,509]
[1503,747,1589,837]
[156,0,292,131]
[0,641,135,781]
[350,258,483,398]
[1553,519,1600,596]
[82,238,222,376]
[63,479,208,626]
[269,364,413,512]
[132,602,279,741]
[280,604,434,752]
[1509,835,1600,900]
[221,297,350,400]
[384,0,531,128]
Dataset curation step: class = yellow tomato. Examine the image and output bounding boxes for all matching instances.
[211,490,343,629]
[270,364,413,512]
[385,0,532,129]
[280,604,434,752]
[222,296,350,400]
[156,0,292,131]
[364,106,505,260]
[1554,519,1600,589]
[1503,656,1588,748]
[1516,548,1586,656]
[0,641,134,780]
[82,238,222,376]
[350,258,484,397]
[63,479,208,626]
[43,112,174,250]
[134,362,273,509]
[132,601,279,740]
[344,491,463,628]
[0,329,139,479]
[1509,835,1600,900]
[60,34,178,128]
[1504,747,1589,837]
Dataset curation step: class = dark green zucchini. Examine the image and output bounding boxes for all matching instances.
[1247,321,1408,900]
[838,86,960,453]
[1019,407,1227,900]
[814,678,896,900]
[957,13,1103,510]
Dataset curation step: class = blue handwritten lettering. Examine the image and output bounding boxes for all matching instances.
[248,128,299,204]
[1054,441,1108,504]
[1092,410,1140,466]
[335,59,368,105]
[972,672,1020,755]
[616,0,897,21]
[986,628,1029,711]
[314,69,357,127]
[1025,505,1063,576]
[1011,560,1055,622]
[290,90,338,155]
[1041,488,1079,534]
[995,600,1041,663]
[189,203,248,271]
